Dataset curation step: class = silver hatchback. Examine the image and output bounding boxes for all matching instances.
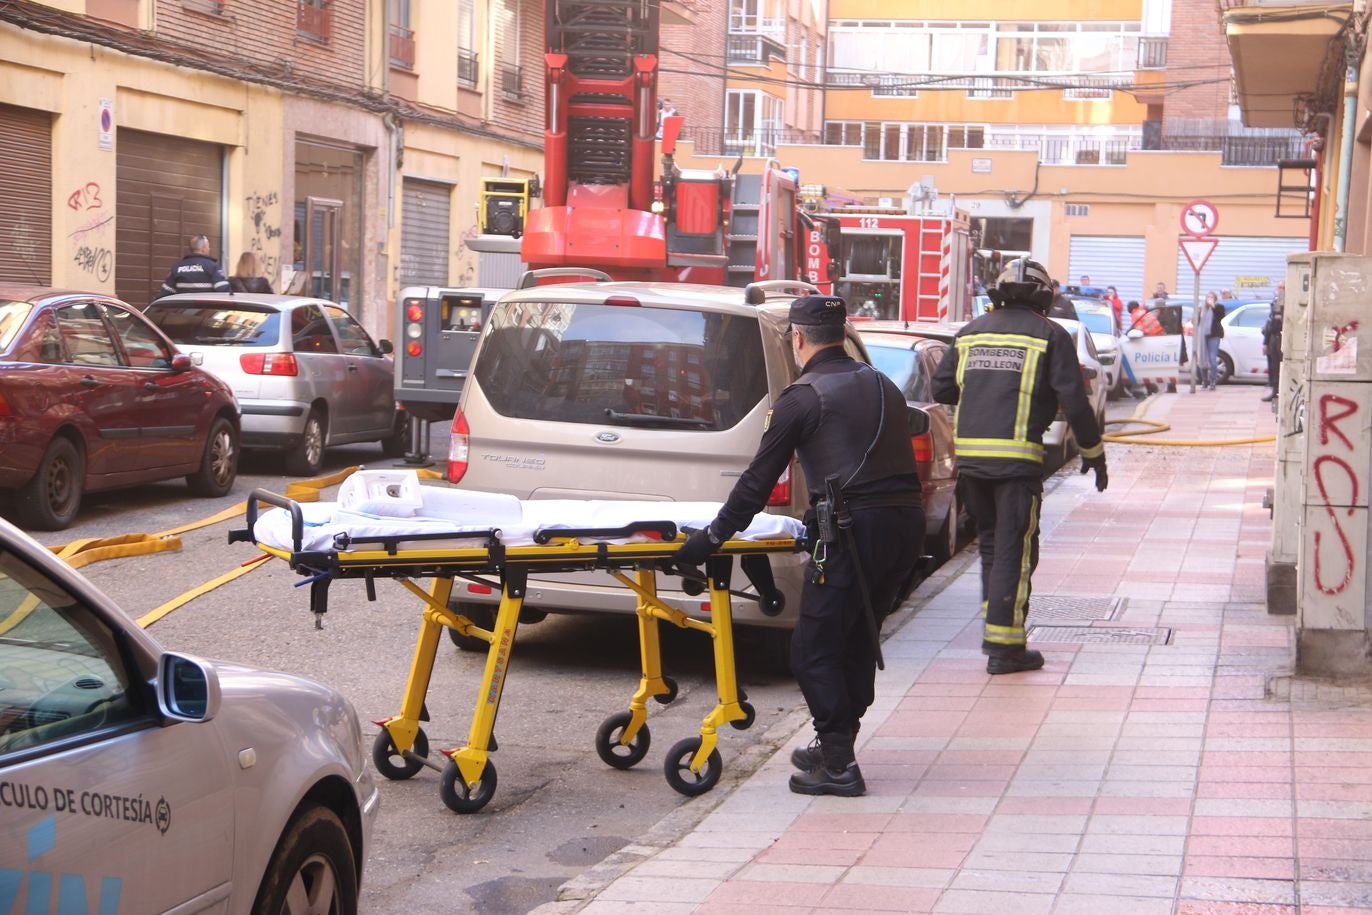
[144,294,407,475]
[0,516,378,913]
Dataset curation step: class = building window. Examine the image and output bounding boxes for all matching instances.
[501,65,524,100]
[823,121,985,162]
[297,0,331,42]
[183,0,224,15]
[726,90,783,157]
[499,0,523,98]
[389,0,415,69]
[458,0,478,88]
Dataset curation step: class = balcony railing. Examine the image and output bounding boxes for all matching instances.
[458,49,479,88]
[829,70,1132,98]
[296,1,331,41]
[389,24,415,69]
[1137,36,1168,69]
[678,126,820,157]
[727,33,787,65]
[501,64,524,100]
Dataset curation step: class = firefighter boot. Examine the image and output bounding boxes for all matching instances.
[788,733,865,796]
[986,648,1045,675]
[790,724,859,772]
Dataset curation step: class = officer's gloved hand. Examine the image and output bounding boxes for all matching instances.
[676,525,722,566]
[1080,453,1109,492]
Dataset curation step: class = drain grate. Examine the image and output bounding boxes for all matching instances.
[1028,596,1123,623]
[1028,625,1173,646]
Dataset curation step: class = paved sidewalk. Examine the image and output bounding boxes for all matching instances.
[540,386,1372,915]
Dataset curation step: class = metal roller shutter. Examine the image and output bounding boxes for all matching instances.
[0,105,52,285]
[1174,235,1307,301]
[116,129,224,308]
[400,179,452,286]
[1069,235,1145,304]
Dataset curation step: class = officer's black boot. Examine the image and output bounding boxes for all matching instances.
[986,648,1045,675]
[788,733,865,796]
[790,724,859,772]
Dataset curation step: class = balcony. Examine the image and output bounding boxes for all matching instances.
[1137,36,1168,69]
[501,64,524,100]
[677,126,820,157]
[1152,120,1307,166]
[389,24,415,70]
[296,1,331,42]
[458,49,479,88]
[829,70,1131,99]
[1222,1,1351,127]
[726,33,787,65]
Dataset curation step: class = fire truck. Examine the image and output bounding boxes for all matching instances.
[802,187,974,323]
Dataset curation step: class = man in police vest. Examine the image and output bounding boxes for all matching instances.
[157,234,230,299]
[932,259,1108,674]
[677,294,923,796]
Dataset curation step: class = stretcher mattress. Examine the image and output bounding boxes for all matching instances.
[251,472,805,554]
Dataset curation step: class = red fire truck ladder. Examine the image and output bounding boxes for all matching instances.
[914,218,947,320]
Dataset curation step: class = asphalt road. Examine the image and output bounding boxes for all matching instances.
[13,429,810,915]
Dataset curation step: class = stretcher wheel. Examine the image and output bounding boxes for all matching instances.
[595,712,651,770]
[729,701,756,731]
[371,727,430,781]
[439,759,497,814]
[663,737,722,797]
[653,676,679,705]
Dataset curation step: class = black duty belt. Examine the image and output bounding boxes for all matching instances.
[843,491,922,511]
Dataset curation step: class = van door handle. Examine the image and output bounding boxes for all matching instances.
[80,376,99,387]
[347,364,359,373]
[144,382,159,391]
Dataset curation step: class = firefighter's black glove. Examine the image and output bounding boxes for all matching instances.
[676,525,722,566]
[1080,453,1109,492]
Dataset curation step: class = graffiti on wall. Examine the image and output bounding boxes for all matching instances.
[66,183,113,285]
[1310,390,1363,597]
[245,191,283,283]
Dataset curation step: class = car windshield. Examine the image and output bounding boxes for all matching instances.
[1078,310,1115,337]
[865,343,928,401]
[144,303,281,347]
[0,301,33,351]
[475,301,768,430]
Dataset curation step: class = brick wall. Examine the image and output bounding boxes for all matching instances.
[153,0,368,90]
[1165,0,1232,123]
[660,0,726,152]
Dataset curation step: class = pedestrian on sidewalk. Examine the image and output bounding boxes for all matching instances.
[1194,290,1225,390]
[1262,282,1285,402]
[932,258,1108,675]
[676,294,923,797]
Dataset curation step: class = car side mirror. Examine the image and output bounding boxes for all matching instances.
[157,653,221,723]
[170,353,193,372]
[1126,329,1143,339]
[378,339,394,355]
[906,405,930,437]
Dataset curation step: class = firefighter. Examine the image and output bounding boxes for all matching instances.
[677,294,923,796]
[157,234,230,298]
[931,259,1108,675]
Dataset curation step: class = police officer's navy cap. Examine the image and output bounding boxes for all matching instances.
[788,294,847,326]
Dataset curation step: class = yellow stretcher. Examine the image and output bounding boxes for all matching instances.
[231,489,804,814]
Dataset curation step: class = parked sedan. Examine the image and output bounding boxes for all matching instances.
[0,286,240,530]
[144,294,407,475]
[1073,300,1125,399]
[1216,301,1272,384]
[0,515,377,913]
[1043,317,1108,464]
[856,323,963,563]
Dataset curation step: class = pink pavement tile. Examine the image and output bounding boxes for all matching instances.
[819,883,941,912]
[897,694,980,712]
[695,904,815,915]
[1301,908,1372,915]
[861,832,977,868]
[758,834,874,867]
[878,710,967,739]
[704,881,830,908]
[1092,796,1194,816]
[1205,721,1291,738]
[1296,751,1372,768]
[996,796,1095,815]
[1136,687,1214,699]
[1198,766,1294,784]
[934,749,1026,766]
[1187,835,1294,858]
[790,812,893,833]
[1184,855,1296,880]
[884,812,989,834]
[1195,782,1293,801]
[1175,901,1296,915]
[1201,751,1292,768]
[1299,858,1372,882]
[923,764,1019,781]
[905,682,986,698]
[979,683,1060,701]
[912,779,1009,798]
[954,716,1044,738]
[1298,838,1372,860]
[1298,819,1372,839]
[1190,817,1293,837]
[1131,698,1211,712]
[1298,782,1372,802]
[861,749,941,767]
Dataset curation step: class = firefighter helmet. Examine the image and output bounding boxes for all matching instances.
[987,258,1054,312]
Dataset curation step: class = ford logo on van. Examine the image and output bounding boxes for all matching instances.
[595,431,621,444]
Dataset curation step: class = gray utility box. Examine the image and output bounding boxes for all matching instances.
[394,286,507,423]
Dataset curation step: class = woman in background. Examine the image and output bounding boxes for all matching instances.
[229,252,273,294]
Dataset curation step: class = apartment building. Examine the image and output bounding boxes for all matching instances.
[670,0,1311,302]
[0,0,543,341]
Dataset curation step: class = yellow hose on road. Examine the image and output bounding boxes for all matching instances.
[1102,417,1275,447]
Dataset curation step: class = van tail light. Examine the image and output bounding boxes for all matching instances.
[767,462,792,506]
[447,407,470,483]
[239,353,299,376]
[603,296,641,307]
[467,582,493,595]
[912,432,934,466]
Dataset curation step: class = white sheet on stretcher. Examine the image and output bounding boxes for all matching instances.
[252,481,805,555]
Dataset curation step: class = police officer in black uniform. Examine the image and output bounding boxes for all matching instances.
[157,234,230,298]
[932,259,1108,675]
[677,294,923,796]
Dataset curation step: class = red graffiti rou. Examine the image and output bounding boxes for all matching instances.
[66,182,103,212]
[1313,393,1361,596]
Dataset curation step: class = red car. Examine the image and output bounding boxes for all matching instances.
[0,286,241,530]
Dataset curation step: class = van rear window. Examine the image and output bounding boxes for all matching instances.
[475,301,768,430]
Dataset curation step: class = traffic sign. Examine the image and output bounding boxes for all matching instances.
[1179,236,1219,273]
[1180,199,1219,237]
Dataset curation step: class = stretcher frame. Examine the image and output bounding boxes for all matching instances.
[231,489,803,813]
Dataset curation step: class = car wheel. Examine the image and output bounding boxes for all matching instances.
[16,437,84,531]
[932,493,960,565]
[285,409,326,477]
[251,805,358,915]
[1217,351,1234,385]
[186,417,238,497]
[380,412,410,459]
[1106,369,1123,401]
